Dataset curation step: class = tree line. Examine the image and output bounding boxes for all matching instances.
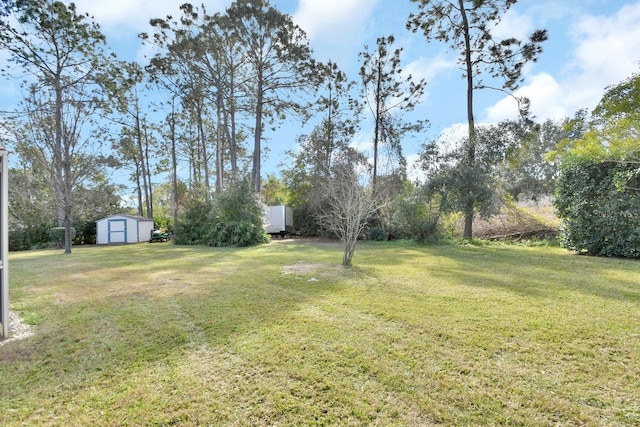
[0,0,637,262]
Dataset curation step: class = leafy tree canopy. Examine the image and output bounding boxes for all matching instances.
[549,71,640,164]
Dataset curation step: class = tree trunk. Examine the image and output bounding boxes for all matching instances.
[143,125,154,219]
[135,165,144,216]
[170,102,179,236]
[63,205,72,254]
[372,59,383,197]
[216,90,224,193]
[223,105,236,179]
[252,76,264,194]
[63,142,73,254]
[135,112,150,217]
[460,0,476,240]
[227,61,239,176]
[196,101,211,198]
[325,84,334,171]
[53,73,73,254]
[343,237,356,267]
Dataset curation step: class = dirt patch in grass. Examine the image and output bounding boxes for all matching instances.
[0,311,34,346]
[274,238,347,279]
[270,236,341,246]
[281,261,348,283]
[282,262,331,275]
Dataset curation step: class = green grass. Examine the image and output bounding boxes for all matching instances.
[1,241,639,426]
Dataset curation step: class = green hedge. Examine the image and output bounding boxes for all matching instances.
[9,224,50,251]
[554,158,640,257]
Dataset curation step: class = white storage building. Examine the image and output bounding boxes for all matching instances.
[96,214,155,245]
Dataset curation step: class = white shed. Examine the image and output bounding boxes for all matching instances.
[96,214,155,245]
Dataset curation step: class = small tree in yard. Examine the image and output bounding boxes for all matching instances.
[316,153,379,267]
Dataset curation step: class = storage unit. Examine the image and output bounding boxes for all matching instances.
[96,214,155,245]
[265,205,294,237]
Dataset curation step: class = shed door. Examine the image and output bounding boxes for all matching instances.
[108,219,127,243]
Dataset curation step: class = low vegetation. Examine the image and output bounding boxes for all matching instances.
[174,179,268,248]
[2,241,639,425]
[473,201,559,242]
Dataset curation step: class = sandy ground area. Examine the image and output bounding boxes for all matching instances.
[0,311,34,346]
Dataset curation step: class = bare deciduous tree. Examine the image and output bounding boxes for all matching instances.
[315,155,379,267]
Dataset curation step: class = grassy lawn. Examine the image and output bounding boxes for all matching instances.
[1,240,639,426]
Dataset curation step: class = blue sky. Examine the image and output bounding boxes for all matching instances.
[3,0,640,184]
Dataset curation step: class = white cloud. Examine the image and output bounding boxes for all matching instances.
[70,0,231,37]
[66,1,235,63]
[528,1,574,24]
[485,2,640,123]
[565,2,640,98]
[293,0,378,43]
[350,129,373,154]
[492,8,535,41]
[485,72,565,122]
[404,56,456,86]
[438,123,469,145]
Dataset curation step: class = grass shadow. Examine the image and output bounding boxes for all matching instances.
[2,243,348,420]
[2,241,639,426]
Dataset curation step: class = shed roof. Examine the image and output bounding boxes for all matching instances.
[96,214,154,223]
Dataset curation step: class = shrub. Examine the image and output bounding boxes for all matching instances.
[174,178,268,247]
[9,224,51,251]
[153,214,174,234]
[205,220,267,247]
[292,202,321,236]
[472,197,559,242]
[554,158,640,257]
[73,220,97,245]
[367,226,387,241]
[206,179,268,247]
[173,200,215,245]
[385,187,442,243]
[47,226,76,248]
